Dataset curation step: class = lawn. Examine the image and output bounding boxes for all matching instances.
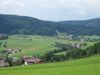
[0,54,100,75]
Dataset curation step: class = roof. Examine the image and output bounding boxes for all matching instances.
[0,60,9,67]
[22,56,42,64]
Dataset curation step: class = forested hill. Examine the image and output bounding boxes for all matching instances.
[0,14,100,36]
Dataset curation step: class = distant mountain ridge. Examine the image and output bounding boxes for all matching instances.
[0,14,100,36]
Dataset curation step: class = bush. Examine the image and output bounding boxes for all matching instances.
[8,58,23,66]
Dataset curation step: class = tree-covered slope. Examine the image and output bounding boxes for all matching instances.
[0,14,100,36]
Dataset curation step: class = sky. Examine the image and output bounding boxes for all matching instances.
[0,0,100,21]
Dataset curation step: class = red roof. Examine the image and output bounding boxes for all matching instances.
[22,56,42,64]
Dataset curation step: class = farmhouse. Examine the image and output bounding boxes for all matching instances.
[71,43,81,48]
[22,56,42,65]
[6,48,22,54]
[0,60,10,67]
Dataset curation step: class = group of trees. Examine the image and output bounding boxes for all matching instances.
[0,50,9,60]
[0,34,9,40]
[0,50,23,66]
[0,49,23,66]
[41,42,100,62]
[7,58,23,66]
[0,34,8,48]
[0,41,8,48]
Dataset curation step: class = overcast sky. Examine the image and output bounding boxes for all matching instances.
[0,0,100,21]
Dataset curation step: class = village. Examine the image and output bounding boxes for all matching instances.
[0,34,99,68]
[0,34,43,67]
[0,49,43,67]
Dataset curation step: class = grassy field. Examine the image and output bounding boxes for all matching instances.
[0,54,100,75]
[0,35,56,57]
[0,35,100,75]
[0,35,99,57]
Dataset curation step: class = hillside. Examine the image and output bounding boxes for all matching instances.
[0,14,100,36]
[0,54,100,75]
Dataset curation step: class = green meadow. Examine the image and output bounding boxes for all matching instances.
[0,54,100,75]
[0,35,100,75]
[0,35,56,57]
[0,35,98,57]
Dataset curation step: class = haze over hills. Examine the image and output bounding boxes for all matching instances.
[0,14,100,36]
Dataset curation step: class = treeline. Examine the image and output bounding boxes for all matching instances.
[41,42,100,62]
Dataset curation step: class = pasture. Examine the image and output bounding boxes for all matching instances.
[0,35,99,57]
[0,54,100,75]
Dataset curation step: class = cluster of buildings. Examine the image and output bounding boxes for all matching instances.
[22,56,43,65]
[0,60,10,67]
[6,48,22,54]
[0,56,43,67]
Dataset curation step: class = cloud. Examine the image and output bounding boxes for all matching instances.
[0,0,100,20]
[0,0,25,7]
[0,0,26,16]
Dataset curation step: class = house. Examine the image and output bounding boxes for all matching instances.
[6,48,22,54]
[71,43,81,48]
[76,43,81,48]
[6,49,14,53]
[0,60,10,67]
[22,56,42,65]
